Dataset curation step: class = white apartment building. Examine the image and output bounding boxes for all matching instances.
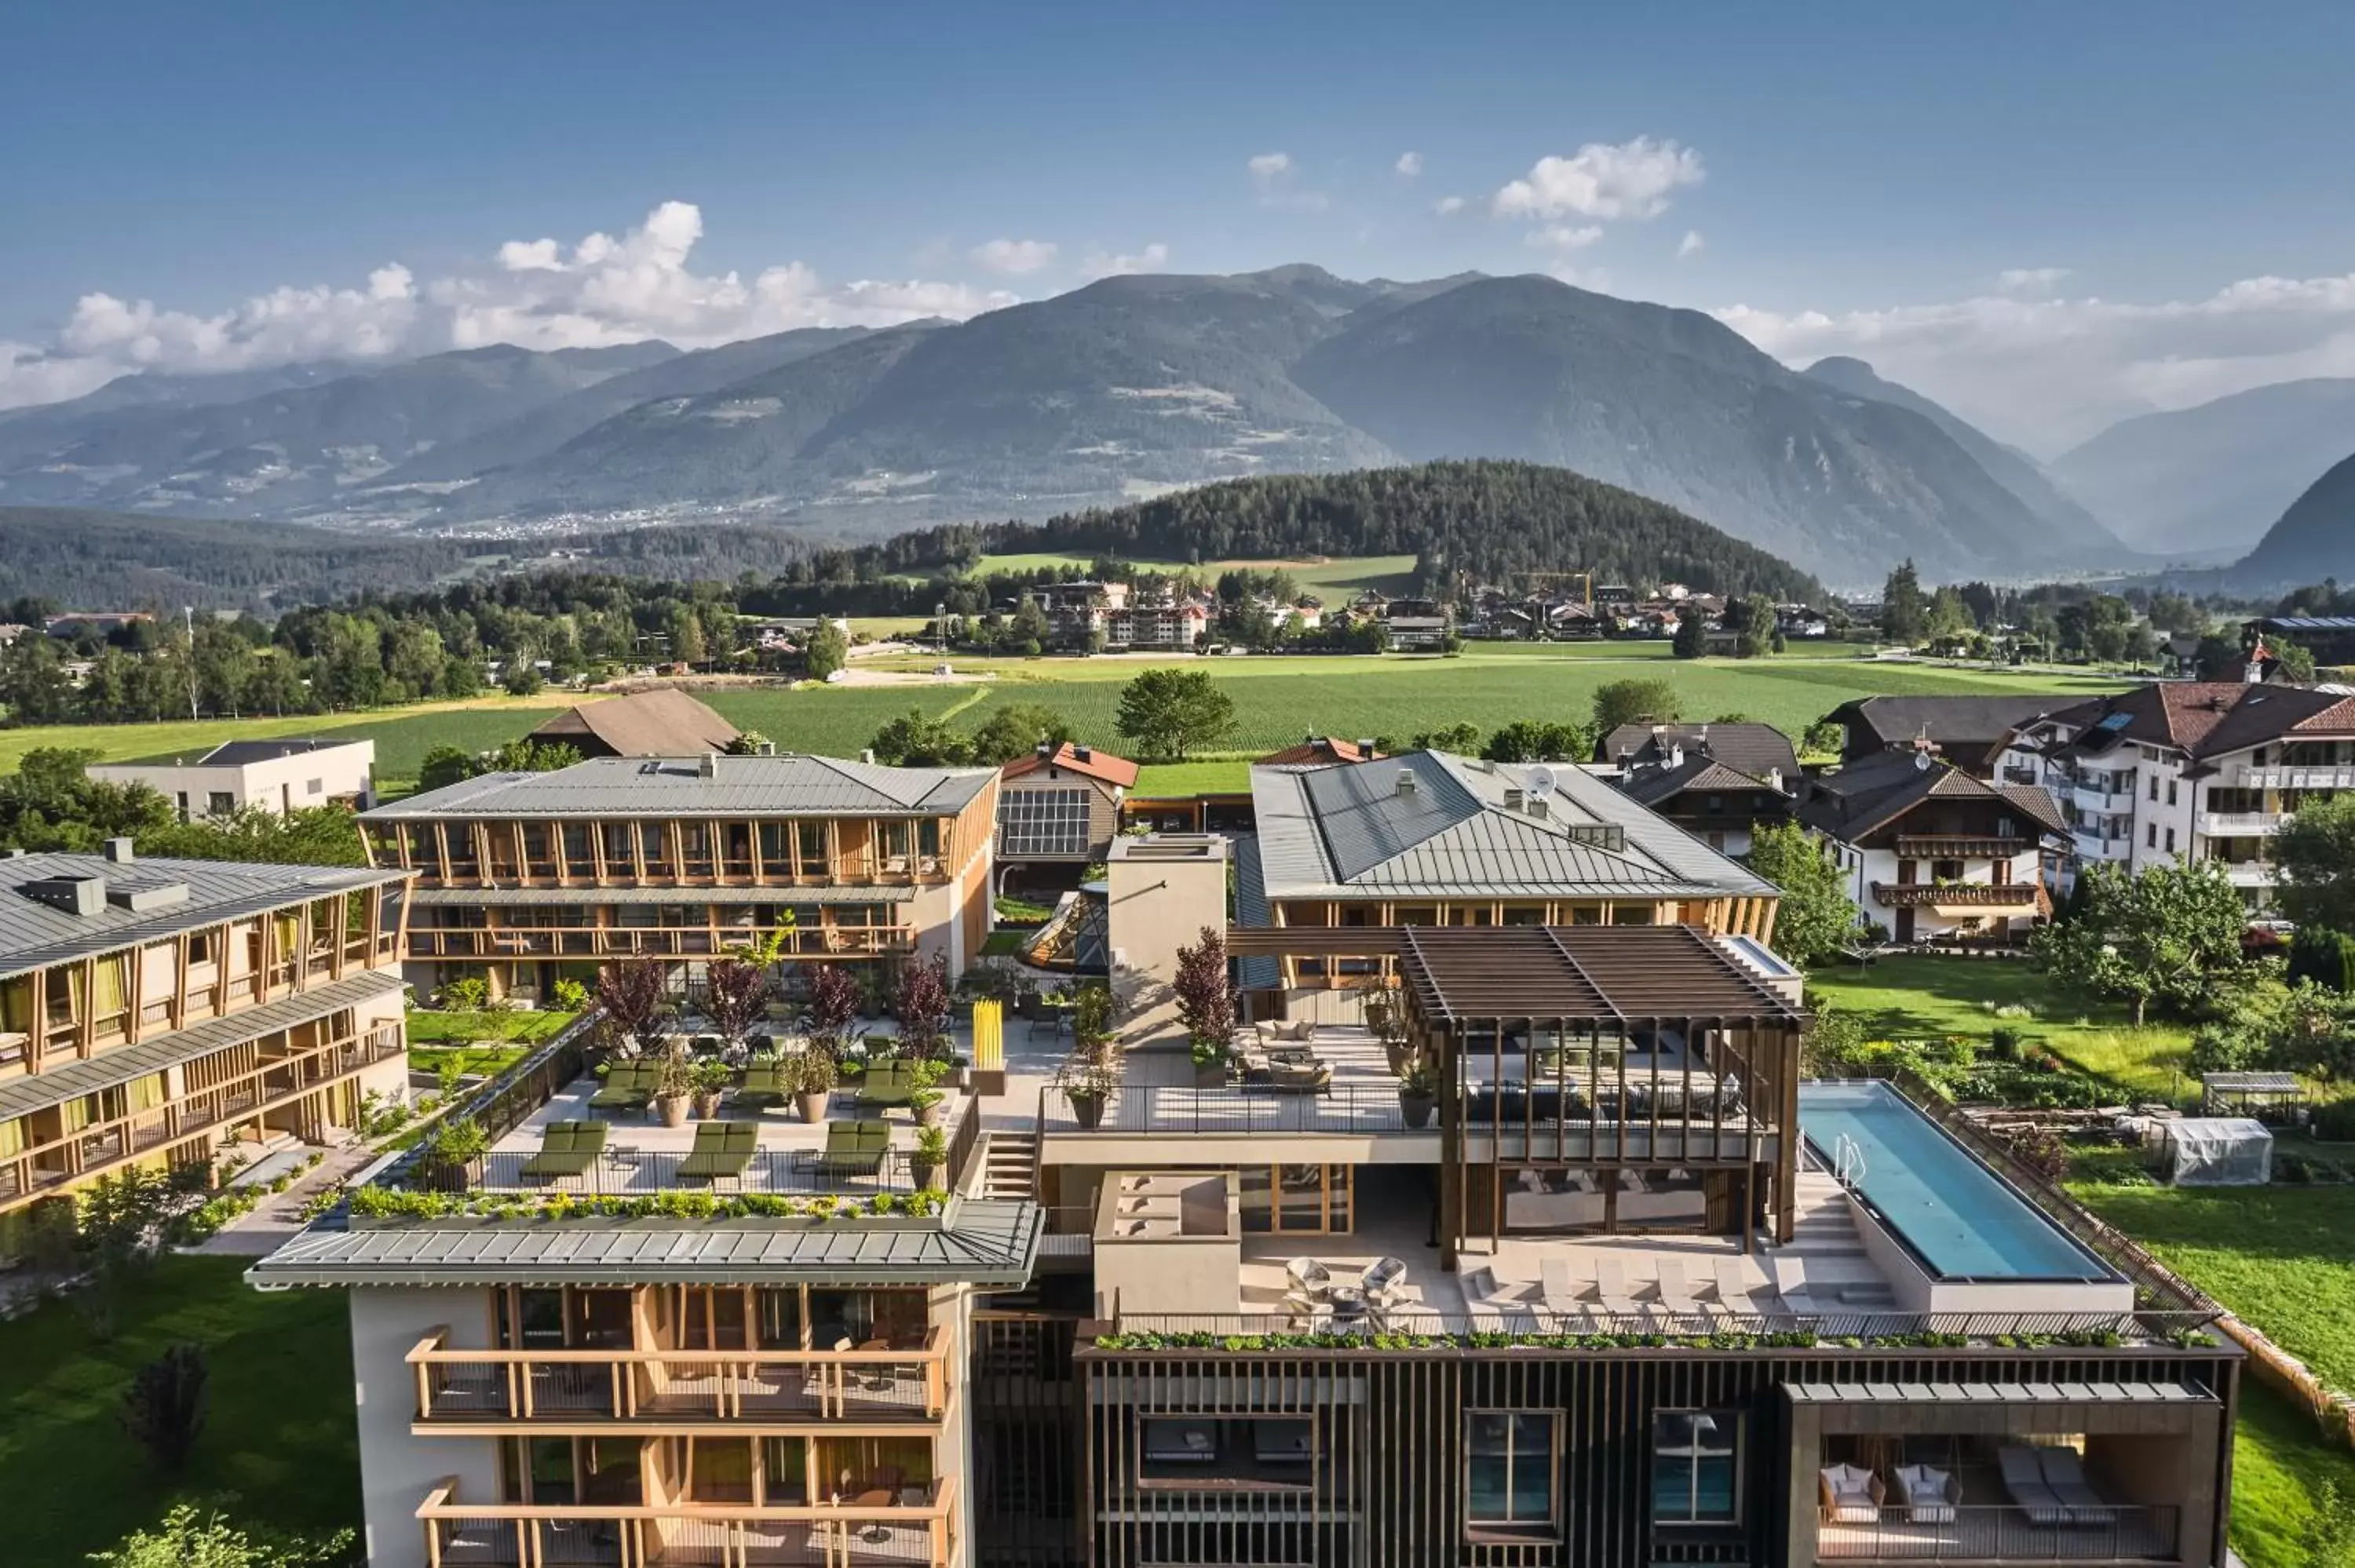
[90,737,376,821]
[1997,680,2355,907]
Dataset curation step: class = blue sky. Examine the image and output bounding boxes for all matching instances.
[5,0,2354,449]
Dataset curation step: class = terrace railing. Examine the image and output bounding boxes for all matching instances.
[1042,1082,1413,1137]
[1097,1304,2218,1346]
[470,1146,933,1198]
[1816,1501,2180,1561]
[416,1475,958,1568]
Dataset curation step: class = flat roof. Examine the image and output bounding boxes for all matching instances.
[198,738,373,767]
[1395,924,1805,1026]
[0,852,406,979]
[362,753,996,822]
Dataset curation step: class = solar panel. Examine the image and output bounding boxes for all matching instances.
[1000,786,1092,857]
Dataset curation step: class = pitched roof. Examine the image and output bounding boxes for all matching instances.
[1256,735,1382,770]
[1619,757,1785,808]
[194,738,374,768]
[1824,695,2072,760]
[2039,681,2355,760]
[1397,924,1803,1026]
[1795,749,2069,841]
[0,852,406,980]
[1600,721,1798,780]
[361,753,995,821]
[1001,742,1139,789]
[528,688,739,757]
[1251,750,1774,902]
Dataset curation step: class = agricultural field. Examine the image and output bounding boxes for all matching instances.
[917,550,1426,605]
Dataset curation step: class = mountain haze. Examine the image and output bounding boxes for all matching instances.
[2235,449,2355,585]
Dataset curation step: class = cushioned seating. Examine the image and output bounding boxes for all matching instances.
[855,1061,915,1109]
[1266,1059,1331,1094]
[676,1121,758,1182]
[1996,1445,2071,1527]
[587,1064,658,1113]
[1892,1464,1959,1525]
[2036,1447,2112,1525]
[1819,1463,1882,1524]
[799,1119,890,1176]
[735,1063,790,1111]
[518,1120,608,1180]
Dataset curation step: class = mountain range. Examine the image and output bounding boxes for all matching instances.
[0,266,2159,586]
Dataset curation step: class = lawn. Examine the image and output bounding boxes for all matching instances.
[0,1255,360,1561]
[404,1007,581,1049]
[1806,954,2196,1100]
[2230,1383,2355,1568]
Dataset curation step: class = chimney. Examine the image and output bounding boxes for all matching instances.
[1526,797,1549,821]
[1074,745,1093,764]
[1503,786,1526,810]
[102,837,136,864]
[758,740,776,756]
[1767,767,1786,794]
[860,749,876,766]
[1356,738,1378,755]
[1670,743,1685,769]
[699,753,719,779]
[1395,768,1418,798]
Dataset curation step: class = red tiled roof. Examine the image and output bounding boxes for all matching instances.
[1000,742,1139,788]
[1256,736,1383,768]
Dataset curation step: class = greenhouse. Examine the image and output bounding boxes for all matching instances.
[2162,1117,2273,1187]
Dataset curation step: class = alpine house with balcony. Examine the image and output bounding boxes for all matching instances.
[1992,681,2355,906]
[359,753,999,1002]
[0,842,410,1253]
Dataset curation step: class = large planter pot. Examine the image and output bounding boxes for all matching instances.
[1399,1092,1435,1130]
[911,1159,943,1191]
[1193,1059,1228,1089]
[692,1092,723,1120]
[915,1101,943,1129]
[1383,1041,1414,1077]
[655,1093,692,1129]
[1068,1093,1106,1132]
[795,1091,829,1125]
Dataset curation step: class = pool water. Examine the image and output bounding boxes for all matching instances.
[1797,1081,2116,1282]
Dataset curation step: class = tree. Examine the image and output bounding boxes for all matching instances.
[1671,611,1707,660]
[1742,822,1860,965]
[1173,926,1234,1051]
[1728,597,1776,658]
[2275,793,2355,939]
[502,660,545,697]
[121,1343,208,1470]
[1481,720,1586,763]
[702,955,772,1048]
[2269,640,2317,684]
[806,964,864,1045]
[143,804,368,868]
[595,957,674,1055]
[869,709,973,767]
[1880,560,1926,646]
[892,954,953,1059]
[804,620,849,680]
[1115,668,1235,761]
[1591,678,1681,734]
[416,746,477,794]
[1800,720,1845,759]
[2031,861,2249,1024]
[89,1504,355,1568]
[968,702,1076,765]
[1411,722,1482,753]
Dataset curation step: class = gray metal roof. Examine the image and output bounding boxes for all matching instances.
[411,885,918,907]
[1250,751,1774,902]
[0,852,406,981]
[1785,1380,2214,1406]
[363,753,995,822]
[246,1198,1042,1289]
[0,969,403,1122]
[1227,833,1280,991]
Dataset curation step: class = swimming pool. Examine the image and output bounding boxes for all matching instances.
[1798,1081,2116,1282]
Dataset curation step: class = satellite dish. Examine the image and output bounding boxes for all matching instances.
[1913,751,1932,771]
[1527,764,1559,797]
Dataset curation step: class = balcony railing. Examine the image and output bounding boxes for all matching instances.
[465,1145,933,1198]
[1816,1501,2180,1561]
[2229,763,2355,791]
[2212,861,2274,886]
[418,1475,957,1568]
[1893,836,2027,859]
[1868,883,2038,909]
[2194,811,2282,837]
[1098,1303,2214,1345]
[407,1326,950,1424]
[1042,1082,1415,1136]
[407,927,916,962]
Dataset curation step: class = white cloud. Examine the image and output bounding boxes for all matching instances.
[1996,266,2071,294]
[0,200,1016,412]
[969,238,1060,275]
[1717,269,2355,452]
[1434,195,1467,216]
[1677,229,1705,260]
[1079,242,1171,279]
[1246,151,1327,210]
[1528,224,1603,253]
[1247,151,1291,179]
[1395,151,1423,178]
[1494,137,1704,221]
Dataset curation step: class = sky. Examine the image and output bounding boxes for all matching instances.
[5,0,2355,453]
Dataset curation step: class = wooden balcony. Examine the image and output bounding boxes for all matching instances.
[0,1024,403,1209]
[417,1476,957,1568]
[405,926,917,964]
[1893,835,2027,859]
[1869,883,2038,910]
[407,1326,951,1428]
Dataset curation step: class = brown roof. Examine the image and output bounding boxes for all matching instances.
[1395,924,1803,1025]
[2043,681,2355,760]
[1796,749,2070,841]
[1001,742,1139,789]
[1256,735,1383,768]
[1600,721,1798,779]
[528,688,739,757]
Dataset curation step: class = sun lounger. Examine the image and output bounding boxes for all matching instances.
[798,1119,889,1176]
[1818,1463,1882,1524]
[1539,1256,1584,1314]
[1711,1256,1756,1313]
[734,1062,789,1112]
[1460,1266,1540,1334]
[676,1121,758,1183]
[1997,1445,2072,1528]
[2036,1447,2113,1525]
[518,1120,608,1180]
[587,1063,657,1114]
[1652,1256,1702,1328]
[1892,1463,1959,1525]
[854,1061,915,1110]
[1590,1255,1638,1318]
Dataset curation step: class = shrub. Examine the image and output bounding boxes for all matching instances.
[440,976,489,1012]
[120,1344,208,1470]
[550,977,590,1012]
[1988,1025,2023,1061]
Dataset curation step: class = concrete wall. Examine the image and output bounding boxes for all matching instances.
[1104,835,1229,1042]
[349,1286,501,1568]
[91,742,374,819]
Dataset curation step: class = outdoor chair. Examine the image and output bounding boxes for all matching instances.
[1539,1256,1586,1315]
[1589,1254,1638,1317]
[2036,1447,2113,1526]
[1711,1256,1758,1313]
[587,1064,657,1114]
[1362,1256,1409,1310]
[854,1061,916,1110]
[676,1121,758,1183]
[1996,1445,2072,1528]
[1283,1256,1331,1300]
[1265,1059,1331,1095]
[799,1120,890,1176]
[1651,1256,1703,1326]
[519,1120,608,1181]
[1819,1464,1883,1524]
[1892,1464,1960,1526]
[735,1061,790,1113]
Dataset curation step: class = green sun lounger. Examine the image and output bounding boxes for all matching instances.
[799,1118,890,1176]
[735,1062,790,1112]
[519,1120,608,1180]
[854,1061,915,1110]
[677,1121,759,1182]
[588,1063,658,1114]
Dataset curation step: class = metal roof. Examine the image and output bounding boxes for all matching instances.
[411,885,917,907]
[196,738,374,767]
[1785,1380,2214,1406]
[1250,751,1774,903]
[0,969,402,1122]
[363,753,995,822]
[246,1198,1042,1289]
[1226,832,1280,992]
[1395,924,1804,1026]
[0,852,406,981]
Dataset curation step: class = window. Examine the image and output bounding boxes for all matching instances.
[1000,786,1092,857]
[306,777,323,795]
[1466,1412,1555,1530]
[207,792,235,815]
[2166,827,2177,853]
[2147,823,2158,848]
[2149,775,2159,802]
[2167,779,2178,806]
[1652,1409,1739,1524]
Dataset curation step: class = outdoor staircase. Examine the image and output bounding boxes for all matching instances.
[977,1130,1039,1202]
[1775,1170,1899,1310]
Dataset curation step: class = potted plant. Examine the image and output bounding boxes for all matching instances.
[790,1047,838,1124]
[1072,983,1118,1058]
[908,1058,949,1127]
[1174,926,1235,1085]
[1190,1039,1230,1089]
[688,1058,733,1119]
[1397,1061,1437,1130]
[1054,1055,1119,1131]
[1362,988,1414,1076]
[652,1045,694,1129]
[416,1115,488,1191]
[911,1124,950,1191]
